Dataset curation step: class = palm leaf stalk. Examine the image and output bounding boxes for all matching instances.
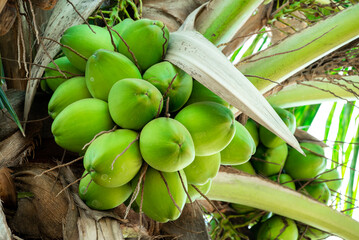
[236,4,359,94]
[208,171,359,239]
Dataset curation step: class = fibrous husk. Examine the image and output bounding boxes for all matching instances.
[8,163,70,239]
[0,167,17,210]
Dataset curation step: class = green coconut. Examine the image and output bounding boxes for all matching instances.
[268,174,296,190]
[143,61,193,112]
[133,168,187,223]
[183,153,220,185]
[256,216,298,240]
[318,168,342,193]
[111,18,134,44]
[79,171,132,210]
[40,79,52,93]
[302,182,330,205]
[60,24,115,71]
[220,120,256,165]
[44,56,83,91]
[251,143,288,177]
[175,101,235,156]
[259,107,296,148]
[51,98,114,153]
[83,129,142,188]
[245,118,259,147]
[187,180,212,203]
[185,80,229,107]
[117,18,169,71]
[140,117,195,172]
[108,78,163,130]
[48,77,92,119]
[284,142,326,180]
[232,161,256,175]
[299,225,330,240]
[85,49,141,101]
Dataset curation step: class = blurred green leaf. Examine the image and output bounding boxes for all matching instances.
[0,55,25,136]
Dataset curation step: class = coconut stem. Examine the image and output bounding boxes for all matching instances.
[42,37,88,61]
[56,171,89,197]
[82,125,118,150]
[100,11,117,52]
[160,171,182,213]
[124,163,148,219]
[35,156,83,178]
[191,184,225,219]
[111,133,140,170]
[178,171,192,204]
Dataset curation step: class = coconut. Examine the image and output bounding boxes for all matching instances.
[140,117,195,172]
[48,76,92,119]
[117,18,169,71]
[183,153,220,185]
[79,171,132,210]
[252,143,288,177]
[108,78,163,130]
[83,129,142,188]
[44,56,83,91]
[143,61,193,112]
[132,167,187,223]
[85,49,141,101]
[220,120,256,165]
[60,24,115,71]
[51,98,114,153]
[259,107,296,148]
[175,101,235,156]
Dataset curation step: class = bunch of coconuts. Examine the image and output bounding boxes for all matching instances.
[229,107,342,239]
[43,18,256,223]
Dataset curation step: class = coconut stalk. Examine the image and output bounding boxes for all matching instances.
[236,3,359,94]
[208,171,359,240]
[194,0,264,47]
[267,76,359,108]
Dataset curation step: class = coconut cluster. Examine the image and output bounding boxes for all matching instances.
[44,18,256,223]
[230,107,342,239]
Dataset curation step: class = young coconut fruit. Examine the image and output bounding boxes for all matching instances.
[85,49,141,101]
[232,161,256,175]
[185,80,229,107]
[299,225,330,240]
[143,61,193,112]
[117,18,169,71]
[220,120,256,165]
[259,107,296,148]
[268,174,296,190]
[183,152,220,185]
[132,167,187,223]
[108,78,163,130]
[60,24,115,71]
[318,168,342,193]
[44,56,83,91]
[256,215,298,240]
[245,118,259,147]
[79,171,132,210]
[187,180,212,202]
[301,182,330,205]
[251,143,288,177]
[83,129,142,188]
[175,101,235,156]
[48,77,92,119]
[284,142,326,180]
[111,18,134,44]
[140,117,195,172]
[51,98,114,153]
